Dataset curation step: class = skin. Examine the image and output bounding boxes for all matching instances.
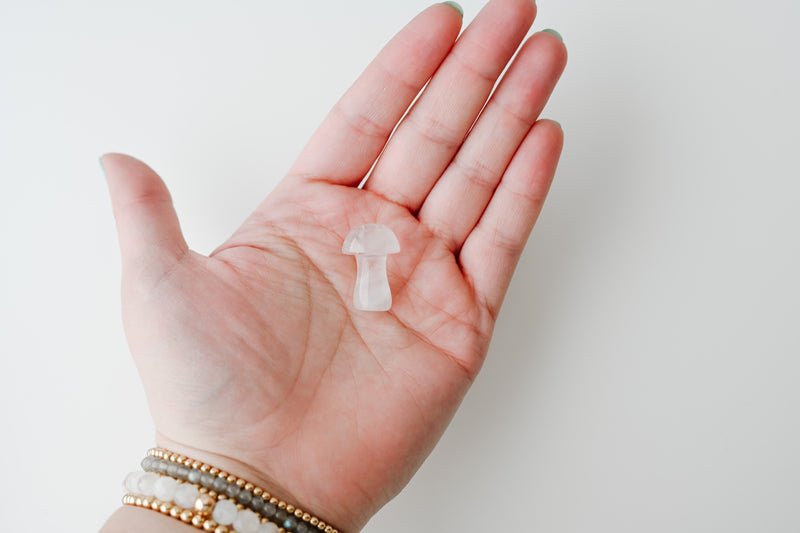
[99,1,567,531]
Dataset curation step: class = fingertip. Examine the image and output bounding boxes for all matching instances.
[548,120,564,147]
[424,1,465,38]
[495,0,538,29]
[99,152,120,179]
[532,119,565,158]
[100,153,145,188]
[99,152,144,174]
[515,0,538,26]
[528,27,568,70]
[541,28,563,42]
[440,1,464,18]
[539,118,563,135]
[99,152,126,168]
[100,153,172,211]
[541,31,568,71]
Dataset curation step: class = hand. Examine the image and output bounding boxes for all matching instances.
[102,1,566,530]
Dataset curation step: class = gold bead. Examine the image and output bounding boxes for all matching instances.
[286,505,295,513]
[150,499,160,510]
[244,483,255,491]
[236,479,246,488]
[317,522,326,530]
[270,498,279,505]
[203,520,219,531]
[192,461,202,469]
[302,513,311,521]
[324,527,333,533]
[278,501,287,510]
[208,491,218,499]
[194,493,215,515]
[209,467,220,476]
[159,502,172,513]
[215,526,230,533]
[310,518,319,526]
[226,475,236,483]
[252,487,263,496]
[191,515,205,527]
[180,510,194,523]
[201,465,210,473]
[294,509,303,518]
[169,454,179,462]
[170,507,182,518]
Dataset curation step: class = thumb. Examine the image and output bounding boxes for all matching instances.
[101,153,189,285]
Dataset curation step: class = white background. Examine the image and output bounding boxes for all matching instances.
[1,0,799,531]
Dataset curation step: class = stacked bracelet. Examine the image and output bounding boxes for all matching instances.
[122,448,340,533]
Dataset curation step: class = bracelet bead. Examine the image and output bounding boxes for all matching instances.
[175,483,200,509]
[211,499,238,526]
[154,476,179,502]
[233,509,261,533]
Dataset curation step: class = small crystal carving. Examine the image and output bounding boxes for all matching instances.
[342,224,401,311]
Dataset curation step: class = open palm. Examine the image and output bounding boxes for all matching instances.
[102,1,566,531]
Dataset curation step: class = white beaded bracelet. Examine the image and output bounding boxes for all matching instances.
[123,470,279,533]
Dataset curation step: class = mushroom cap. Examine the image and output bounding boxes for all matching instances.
[342,223,400,255]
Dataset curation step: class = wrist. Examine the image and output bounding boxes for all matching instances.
[151,436,355,532]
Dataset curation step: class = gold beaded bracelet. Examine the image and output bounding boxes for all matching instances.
[123,493,239,533]
[146,447,339,533]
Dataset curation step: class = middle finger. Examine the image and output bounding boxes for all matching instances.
[363,0,537,211]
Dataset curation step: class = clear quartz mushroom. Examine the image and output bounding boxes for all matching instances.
[342,224,401,311]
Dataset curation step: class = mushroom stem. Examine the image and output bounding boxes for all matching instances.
[353,255,391,311]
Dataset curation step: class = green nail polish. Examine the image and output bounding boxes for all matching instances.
[98,155,107,177]
[542,28,563,41]
[442,1,463,17]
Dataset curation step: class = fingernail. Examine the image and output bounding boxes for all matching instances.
[99,155,108,177]
[552,120,562,131]
[441,1,463,17]
[542,28,563,41]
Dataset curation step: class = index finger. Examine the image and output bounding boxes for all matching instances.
[284,4,463,187]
